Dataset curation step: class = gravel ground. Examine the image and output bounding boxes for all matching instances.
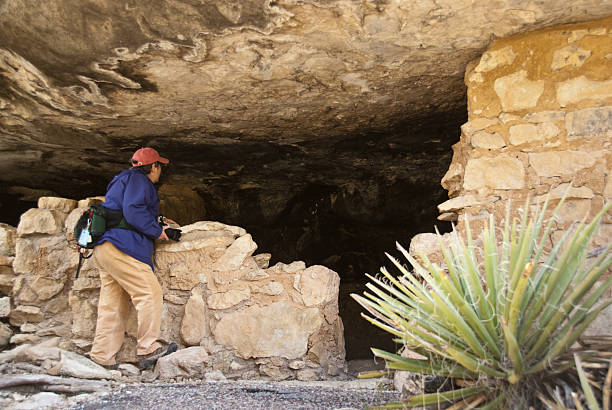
[67,380,401,410]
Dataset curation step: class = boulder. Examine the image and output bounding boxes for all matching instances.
[180,287,209,346]
[16,208,67,236]
[157,346,210,380]
[212,234,257,271]
[213,301,322,359]
[297,266,340,307]
[38,196,77,212]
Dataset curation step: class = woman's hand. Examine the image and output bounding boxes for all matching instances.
[158,226,170,240]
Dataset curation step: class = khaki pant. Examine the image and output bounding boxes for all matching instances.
[89,241,162,365]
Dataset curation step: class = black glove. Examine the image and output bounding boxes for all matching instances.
[165,228,182,242]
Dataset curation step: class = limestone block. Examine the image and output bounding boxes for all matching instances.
[17,208,67,236]
[556,76,612,107]
[0,223,16,256]
[460,118,499,136]
[296,368,320,381]
[11,392,66,409]
[17,344,61,363]
[180,221,246,237]
[37,197,77,213]
[565,106,612,140]
[298,266,340,307]
[470,131,506,149]
[57,350,113,379]
[71,277,100,292]
[509,122,559,146]
[13,235,76,279]
[289,360,305,370]
[180,287,209,346]
[9,305,43,325]
[438,194,498,213]
[253,253,271,269]
[259,364,292,381]
[68,294,97,339]
[474,46,517,73]
[0,296,10,317]
[494,70,544,112]
[254,281,284,296]
[207,288,250,310]
[241,268,270,281]
[267,261,306,274]
[551,45,591,70]
[213,301,322,359]
[212,234,257,271]
[528,151,605,177]
[463,156,525,190]
[535,183,594,202]
[509,124,538,145]
[156,230,235,253]
[441,162,463,197]
[0,322,12,348]
[523,110,565,123]
[31,276,65,300]
[77,197,105,208]
[10,333,40,345]
[157,347,210,380]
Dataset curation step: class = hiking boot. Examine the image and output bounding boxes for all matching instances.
[86,353,119,370]
[138,342,178,370]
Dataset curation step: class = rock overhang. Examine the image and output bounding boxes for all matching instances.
[1,2,612,264]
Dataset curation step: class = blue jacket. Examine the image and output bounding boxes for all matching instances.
[97,168,162,270]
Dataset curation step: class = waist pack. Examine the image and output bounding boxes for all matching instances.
[73,204,134,278]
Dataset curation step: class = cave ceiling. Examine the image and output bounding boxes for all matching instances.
[1,0,612,219]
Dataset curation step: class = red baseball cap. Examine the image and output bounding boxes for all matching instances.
[131,147,169,166]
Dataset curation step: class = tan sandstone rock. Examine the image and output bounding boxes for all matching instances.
[37,197,77,213]
[212,234,257,271]
[207,288,251,310]
[494,70,545,112]
[157,347,210,380]
[17,209,67,236]
[213,301,322,359]
[297,266,340,307]
[556,76,612,107]
[463,156,526,190]
[180,287,209,346]
[528,151,605,177]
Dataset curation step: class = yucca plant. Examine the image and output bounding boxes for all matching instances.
[352,196,612,408]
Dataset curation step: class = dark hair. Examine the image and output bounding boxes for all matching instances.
[131,161,163,175]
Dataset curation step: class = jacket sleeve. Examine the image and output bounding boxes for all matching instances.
[122,174,163,239]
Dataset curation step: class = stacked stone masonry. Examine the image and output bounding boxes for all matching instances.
[0,196,345,381]
[431,17,612,334]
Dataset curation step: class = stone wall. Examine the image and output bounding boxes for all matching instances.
[0,196,345,381]
[429,17,612,333]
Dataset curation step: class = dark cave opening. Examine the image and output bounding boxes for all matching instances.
[0,108,465,361]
